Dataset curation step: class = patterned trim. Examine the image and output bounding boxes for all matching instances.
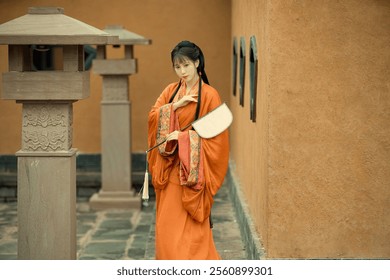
[157,104,177,155]
[179,130,203,190]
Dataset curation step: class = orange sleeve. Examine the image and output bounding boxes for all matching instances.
[181,86,230,223]
[147,83,180,189]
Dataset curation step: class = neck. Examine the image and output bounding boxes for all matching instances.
[185,74,200,90]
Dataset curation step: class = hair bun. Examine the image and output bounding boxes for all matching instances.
[177,40,196,49]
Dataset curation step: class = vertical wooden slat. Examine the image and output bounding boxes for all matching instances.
[8,45,23,71]
[63,45,80,71]
[8,45,31,71]
[125,45,133,59]
[78,45,84,71]
[96,45,106,59]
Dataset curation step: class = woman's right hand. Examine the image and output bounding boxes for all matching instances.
[173,95,197,111]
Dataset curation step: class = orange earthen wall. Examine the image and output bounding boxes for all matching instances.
[231,0,390,258]
[230,0,269,254]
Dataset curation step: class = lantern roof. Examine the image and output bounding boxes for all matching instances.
[103,25,151,45]
[0,7,117,45]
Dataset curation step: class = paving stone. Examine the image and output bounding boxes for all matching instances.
[99,219,132,230]
[212,215,235,223]
[0,254,17,260]
[106,211,133,219]
[0,181,248,260]
[131,234,149,249]
[138,214,154,225]
[127,247,146,259]
[83,241,127,255]
[79,253,121,260]
[77,224,94,235]
[77,213,97,223]
[219,249,247,260]
[78,255,98,260]
[134,224,151,233]
[213,223,242,240]
[92,228,132,240]
[0,241,17,254]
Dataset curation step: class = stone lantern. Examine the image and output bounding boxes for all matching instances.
[89,25,151,210]
[0,7,116,259]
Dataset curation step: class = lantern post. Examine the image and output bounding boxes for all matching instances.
[0,7,116,259]
[90,25,151,209]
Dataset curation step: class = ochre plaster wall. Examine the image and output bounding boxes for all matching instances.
[230,0,390,258]
[230,0,269,254]
[0,0,231,154]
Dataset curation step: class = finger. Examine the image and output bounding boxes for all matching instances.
[188,95,198,100]
[184,96,197,101]
[183,95,197,100]
[167,131,178,141]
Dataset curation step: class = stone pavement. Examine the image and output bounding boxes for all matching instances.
[0,182,247,260]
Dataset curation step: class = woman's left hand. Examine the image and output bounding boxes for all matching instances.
[166,130,179,142]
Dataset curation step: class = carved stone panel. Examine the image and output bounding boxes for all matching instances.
[21,102,73,152]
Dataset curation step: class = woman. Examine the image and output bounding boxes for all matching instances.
[147,40,229,260]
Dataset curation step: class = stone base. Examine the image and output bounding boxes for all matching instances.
[17,149,77,260]
[89,190,140,210]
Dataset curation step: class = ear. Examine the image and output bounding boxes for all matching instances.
[195,59,200,68]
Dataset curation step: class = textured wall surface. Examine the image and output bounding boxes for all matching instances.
[0,0,231,153]
[230,0,390,258]
[230,0,269,252]
[267,0,390,258]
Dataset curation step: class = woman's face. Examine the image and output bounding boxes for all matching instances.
[173,57,199,86]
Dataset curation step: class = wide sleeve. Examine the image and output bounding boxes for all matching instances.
[147,83,179,189]
[181,87,230,223]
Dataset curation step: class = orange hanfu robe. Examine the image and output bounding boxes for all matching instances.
[147,79,229,260]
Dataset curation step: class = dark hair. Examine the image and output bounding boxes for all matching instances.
[169,41,209,121]
[171,40,209,85]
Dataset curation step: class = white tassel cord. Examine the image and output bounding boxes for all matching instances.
[142,170,149,201]
[140,151,149,206]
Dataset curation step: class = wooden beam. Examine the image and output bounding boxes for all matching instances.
[92,59,136,75]
[2,71,90,100]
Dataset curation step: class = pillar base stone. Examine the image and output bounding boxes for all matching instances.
[89,190,140,210]
[17,149,77,260]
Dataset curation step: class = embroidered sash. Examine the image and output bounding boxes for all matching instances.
[178,130,204,190]
[157,104,177,156]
